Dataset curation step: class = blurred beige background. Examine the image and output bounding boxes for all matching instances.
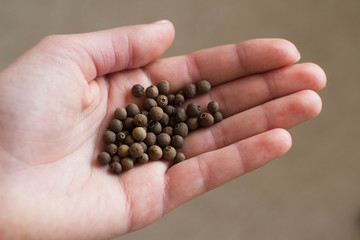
[1,0,359,239]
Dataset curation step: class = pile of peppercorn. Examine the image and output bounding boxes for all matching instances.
[97,80,223,174]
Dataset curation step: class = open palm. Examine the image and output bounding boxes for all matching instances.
[0,21,326,240]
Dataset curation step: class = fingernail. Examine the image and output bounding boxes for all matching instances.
[152,19,170,24]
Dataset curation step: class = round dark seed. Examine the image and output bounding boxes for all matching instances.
[197,80,211,94]
[137,153,149,164]
[116,132,127,142]
[174,94,185,106]
[123,117,134,131]
[143,98,158,111]
[147,121,162,135]
[199,112,214,128]
[103,130,116,144]
[186,102,202,117]
[156,95,168,108]
[110,162,122,174]
[162,146,176,161]
[124,135,135,146]
[131,84,145,98]
[168,117,176,127]
[171,135,184,149]
[114,107,127,120]
[129,143,144,158]
[174,122,189,137]
[186,117,199,131]
[174,108,187,122]
[144,132,156,146]
[141,110,149,119]
[167,94,175,105]
[132,127,147,142]
[139,142,148,152]
[174,152,186,163]
[121,157,134,170]
[133,114,148,127]
[207,101,219,114]
[118,144,130,157]
[157,80,170,95]
[105,143,118,156]
[97,152,111,165]
[126,104,140,117]
[156,133,171,148]
[146,85,159,99]
[108,119,123,133]
[213,112,223,123]
[162,126,173,136]
[149,106,164,121]
[148,145,163,160]
[159,113,169,126]
[112,155,121,163]
[184,83,197,98]
[163,105,175,116]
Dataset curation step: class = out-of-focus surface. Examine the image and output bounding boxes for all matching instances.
[1,0,359,239]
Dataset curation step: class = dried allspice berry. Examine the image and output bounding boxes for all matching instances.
[110,162,122,174]
[162,146,176,161]
[118,144,130,157]
[123,117,134,131]
[147,121,162,135]
[137,153,149,164]
[112,155,121,163]
[186,102,202,117]
[186,117,199,131]
[174,152,186,163]
[126,103,140,117]
[174,108,187,122]
[114,107,127,120]
[139,142,148,152]
[129,143,144,158]
[121,157,134,170]
[184,83,197,98]
[162,126,173,136]
[213,112,223,123]
[157,80,170,95]
[171,135,184,149]
[103,130,116,144]
[148,145,163,160]
[156,133,171,148]
[156,95,168,108]
[143,98,157,111]
[146,85,159,99]
[174,94,185,106]
[133,114,148,127]
[105,143,118,156]
[132,127,147,142]
[124,135,135,146]
[117,131,127,142]
[197,80,211,94]
[199,112,214,127]
[131,84,145,98]
[164,105,175,116]
[207,101,219,114]
[149,106,164,121]
[174,122,189,137]
[167,94,175,105]
[159,113,169,126]
[144,132,156,146]
[108,119,123,133]
[97,152,111,165]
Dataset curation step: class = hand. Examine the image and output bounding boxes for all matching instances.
[0,20,326,239]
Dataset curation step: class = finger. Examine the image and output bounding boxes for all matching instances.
[37,20,175,80]
[144,38,300,91]
[182,62,326,118]
[164,128,292,213]
[182,90,322,158]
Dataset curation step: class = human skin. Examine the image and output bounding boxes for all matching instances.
[0,20,326,239]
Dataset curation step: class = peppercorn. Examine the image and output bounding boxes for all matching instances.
[148,145,163,160]
[124,135,135,146]
[116,132,127,142]
[199,112,214,127]
[144,132,156,146]
[156,95,168,108]
[126,103,140,117]
[174,108,187,122]
[133,114,148,127]
[105,143,118,156]
[167,94,175,105]
[186,117,199,131]
[186,102,202,117]
[171,135,184,149]
[207,101,219,113]
[131,84,145,98]
[168,117,176,127]
[121,157,134,170]
[162,126,173,136]
[110,162,122,174]
[103,130,116,144]
[139,142,148,152]
[114,107,127,120]
[108,119,123,133]
[129,143,144,158]
[159,113,169,126]
[143,98,157,111]
[157,80,170,95]
[149,106,164,121]
[163,105,175,116]
[156,133,171,148]
[141,110,149,119]
[174,152,186,163]
[147,121,162,135]
[97,152,111,165]
[112,155,121,163]
[213,112,223,123]
[162,146,176,161]
[174,94,185,106]
[184,83,197,98]
[197,80,211,94]
[137,153,149,164]
[145,85,159,99]
[118,144,130,157]
[132,127,147,142]
[174,122,189,137]
[123,117,134,131]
